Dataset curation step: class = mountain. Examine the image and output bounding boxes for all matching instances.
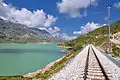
[62,20,120,57]
[30,28,55,41]
[0,18,55,43]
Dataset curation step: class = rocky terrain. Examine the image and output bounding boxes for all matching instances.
[0,18,55,43]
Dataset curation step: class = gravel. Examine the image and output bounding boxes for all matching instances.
[36,45,120,80]
[48,45,89,80]
[92,45,120,80]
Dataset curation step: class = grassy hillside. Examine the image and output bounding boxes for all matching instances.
[62,20,120,57]
[88,20,120,36]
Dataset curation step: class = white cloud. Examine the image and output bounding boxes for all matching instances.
[61,33,77,40]
[52,32,77,40]
[44,15,57,27]
[39,27,48,31]
[0,2,57,28]
[73,22,106,35]
[57,0,97,18]
[114,2,120,8]
[0,1,76,40]
[73,31,82,35]
[0,0,3,3]
[0,3,11,18]
[46,26,76,40]
[48,26,60,33]
[54,26,60,32]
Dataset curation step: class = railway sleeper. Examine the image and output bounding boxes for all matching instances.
[87,75,106,80]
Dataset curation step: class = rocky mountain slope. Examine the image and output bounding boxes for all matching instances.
[0,18,55,43]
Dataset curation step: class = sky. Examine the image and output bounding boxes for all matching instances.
[0,0,120,39]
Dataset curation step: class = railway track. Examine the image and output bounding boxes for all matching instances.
[49,45,120,80]
[84,45,112,80]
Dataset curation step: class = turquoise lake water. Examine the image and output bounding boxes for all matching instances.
[0,43,65,76]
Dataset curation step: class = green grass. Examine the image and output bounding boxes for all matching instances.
[111,44,120,57]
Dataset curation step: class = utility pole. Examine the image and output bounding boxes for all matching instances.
[107,5,111,54]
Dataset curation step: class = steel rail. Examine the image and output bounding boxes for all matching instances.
[84,46,90,80]
[91,46,110,80]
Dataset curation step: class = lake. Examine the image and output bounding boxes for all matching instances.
[0,43,65,76]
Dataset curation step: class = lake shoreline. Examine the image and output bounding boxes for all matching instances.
[57,45,72,49]
[23,45,66,78]
[0,43,64,77]
[23,56,65,78]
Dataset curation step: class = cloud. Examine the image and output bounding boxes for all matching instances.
[73,22,106,35]
[54,26,60,32]
[52,32,77,40]
[39,27,48,31]
[0,0,76,40]
[44,15,57,27]
[57,0,97,18]
[0,3,11,18]
[0,2,57,28]
[114,2,120,8]
[61,33,77,40]
[73,31,82,35]
[46,26,76,40]
[47,26,60,33]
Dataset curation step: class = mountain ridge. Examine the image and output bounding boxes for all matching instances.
[0,18,55,43]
